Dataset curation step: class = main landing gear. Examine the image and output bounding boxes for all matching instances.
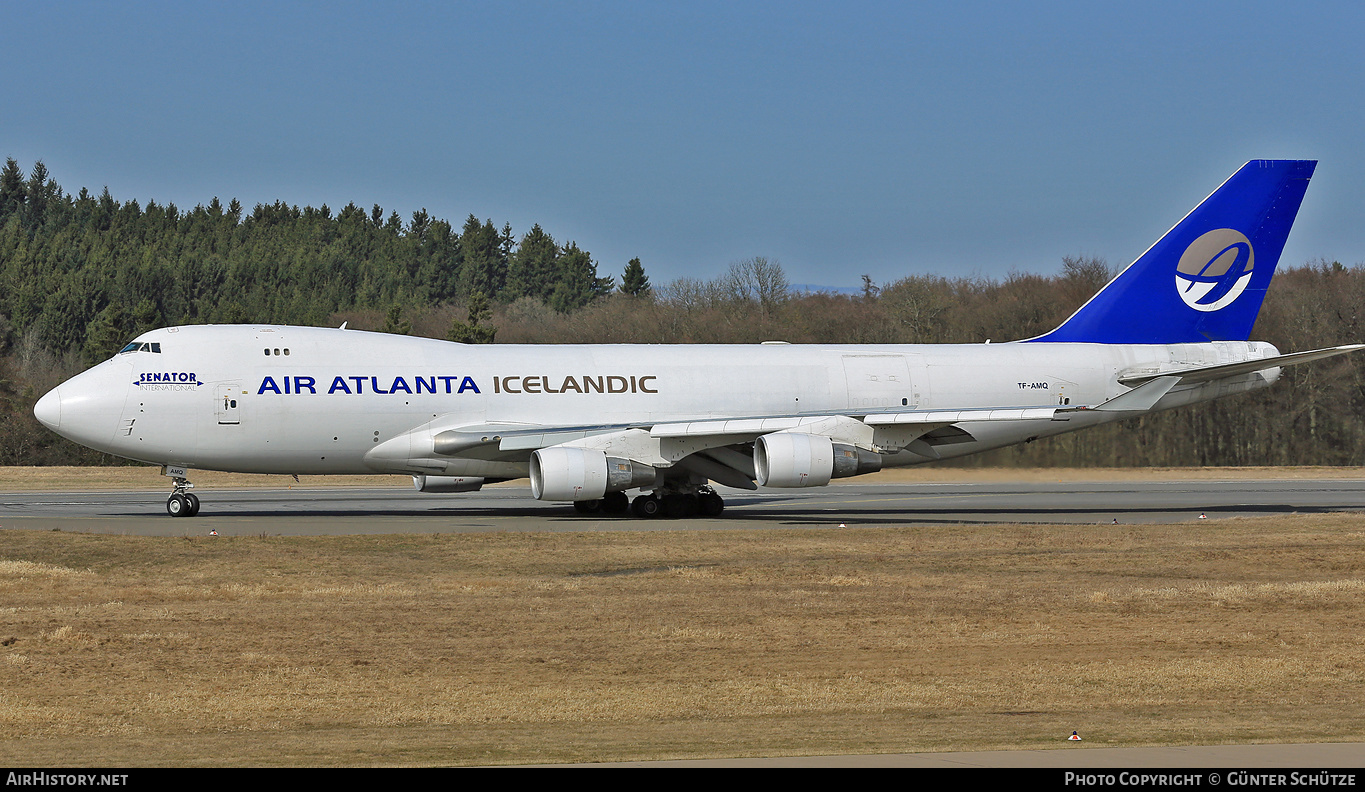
[572,486,725,519]
[573,490,631,515]
[166,476,201,517]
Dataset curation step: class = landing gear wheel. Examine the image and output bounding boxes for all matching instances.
[573,499,602,515]
[699,492,724,517]
[166,473,197,518]
[631,494,661,518]
[601,491,630,515]
[662,494,695,518]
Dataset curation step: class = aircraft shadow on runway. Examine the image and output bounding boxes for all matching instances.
[87,502,1351,525]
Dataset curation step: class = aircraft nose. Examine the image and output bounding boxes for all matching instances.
[33,363,130,452]
[34,387,61,430]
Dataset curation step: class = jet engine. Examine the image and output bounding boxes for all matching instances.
[530,446,659,501]
[412,475,485,493]
[755,433,881,487]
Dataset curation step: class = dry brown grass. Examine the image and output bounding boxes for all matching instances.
[2,515,1364,766]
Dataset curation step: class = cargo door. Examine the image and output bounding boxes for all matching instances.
[842,355,916,410]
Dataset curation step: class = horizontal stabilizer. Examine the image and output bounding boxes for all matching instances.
[1093,376,1180,412]
[1118,344,1365,387]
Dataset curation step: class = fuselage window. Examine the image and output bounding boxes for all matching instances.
[263,349,270,356]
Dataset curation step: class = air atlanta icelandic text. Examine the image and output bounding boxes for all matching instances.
[259,375,479,395]
[255,374,659,395]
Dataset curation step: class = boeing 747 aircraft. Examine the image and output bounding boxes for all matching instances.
[32,160,1363,518]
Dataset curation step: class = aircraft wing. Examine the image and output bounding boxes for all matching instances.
[367,405,1075,479]
[426,407,1068,456]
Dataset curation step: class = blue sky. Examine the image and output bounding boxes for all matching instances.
[4,1,1364,288]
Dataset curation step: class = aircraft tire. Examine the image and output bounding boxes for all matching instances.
[699,492,724,517]
[631,495,661,518]
[601,491,629,514]
[573,499,602,514]
[185,493,201,517]
[166,494,188,517]
[662,494,694,518]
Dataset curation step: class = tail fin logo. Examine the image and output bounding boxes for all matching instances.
[1174,228,1255,312]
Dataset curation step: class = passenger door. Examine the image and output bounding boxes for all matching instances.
[215,383,242,425]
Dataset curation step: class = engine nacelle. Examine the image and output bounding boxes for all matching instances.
[531,447,606,501]
[530,447,660,501]
[412,475,485,493]
[755,433,833,487]
[755,433,881,487]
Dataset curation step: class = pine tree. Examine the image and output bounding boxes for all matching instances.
[447,291,497,344]
[23,161,54,229]
[85,303,129,361]
[382,303,411,335]
[0,158,24,221]
[550,242,607,313]
[621,257,650,297]
[506,224,559,303]
[459,215,507,299]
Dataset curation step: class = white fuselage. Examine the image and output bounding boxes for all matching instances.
[38,325,1281,478]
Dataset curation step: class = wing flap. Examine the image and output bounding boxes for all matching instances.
[499,430,595,451]
[863,407,1061,424]
[651,417,805,437]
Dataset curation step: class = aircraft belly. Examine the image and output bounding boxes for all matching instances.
[884,410,1115,465]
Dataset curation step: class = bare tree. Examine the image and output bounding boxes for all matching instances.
[725,256,789,314]
[1059,255,1112,306]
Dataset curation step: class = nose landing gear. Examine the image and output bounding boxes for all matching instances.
[166,476,201,517]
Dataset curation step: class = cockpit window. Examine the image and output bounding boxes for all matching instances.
[118,342,163,354]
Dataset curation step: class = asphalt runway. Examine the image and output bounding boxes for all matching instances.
[3,477,1365,535]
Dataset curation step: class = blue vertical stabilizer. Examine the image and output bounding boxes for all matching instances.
[1030,160,1315,344]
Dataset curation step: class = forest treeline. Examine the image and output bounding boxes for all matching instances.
[1,158,1363,469]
